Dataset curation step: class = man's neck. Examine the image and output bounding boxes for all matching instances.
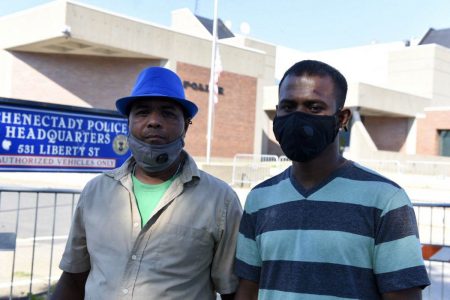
[291,145,346,190]
[134,153,185,184]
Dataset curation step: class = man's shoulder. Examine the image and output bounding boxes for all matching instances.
[197,168,235,191]
[251,166,291,192]
[241,168,291,209]
[82,162,130,191]
[345,161,401,189]
[191,169,242,213]
[81,172,118,191]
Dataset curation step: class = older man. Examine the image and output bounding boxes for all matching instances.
[52,66,242,300]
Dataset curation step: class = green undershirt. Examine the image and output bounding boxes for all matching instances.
[132,174,175,227]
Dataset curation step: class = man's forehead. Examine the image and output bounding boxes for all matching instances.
[282,73,333,86]
[131,98,183,110]
[280,74,335,96]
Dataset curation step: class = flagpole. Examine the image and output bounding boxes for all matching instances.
[206,0,219,164]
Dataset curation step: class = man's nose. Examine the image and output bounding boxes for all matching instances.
[146,111,162,127]
[297,106,309,113]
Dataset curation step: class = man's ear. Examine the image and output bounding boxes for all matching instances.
[184,119,192,135]
[338,108,352,131]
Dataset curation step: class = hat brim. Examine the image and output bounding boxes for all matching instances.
[116,94,198,118]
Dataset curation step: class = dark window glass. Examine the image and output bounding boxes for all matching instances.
[439,130,450,157]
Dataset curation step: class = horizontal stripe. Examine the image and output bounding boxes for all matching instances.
[245,163,409,215]
[376,265,430,293]
[234,258,261,282]
[309,177,407,212]
[239,211,256,239]
[374,235,425,274]
[252,200,380,238]
[236,233,261,267]
[376,205,419,244]
[245,177,302,214]
[259,289,356,300]
[378,188,413,217]
[260,260,379,299]
[253,167,290,189]
[257,229,373,269]
[343,162,400,188]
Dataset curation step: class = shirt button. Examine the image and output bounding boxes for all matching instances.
[133,222,139,228]
[122,289,128,294]
[131,255,137,260]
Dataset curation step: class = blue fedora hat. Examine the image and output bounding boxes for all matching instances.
[116,66,198,118]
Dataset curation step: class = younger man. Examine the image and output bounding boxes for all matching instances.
[235,60,430,299]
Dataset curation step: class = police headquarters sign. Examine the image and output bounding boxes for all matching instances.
[0,98,130,172]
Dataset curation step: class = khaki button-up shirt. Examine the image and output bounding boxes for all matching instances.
[60,153,242,299]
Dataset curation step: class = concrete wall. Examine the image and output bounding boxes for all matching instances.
[0,1,67,50]
[346,82,430,117]
[275,42,406,85]
[388,45,438,100]
[388,44,450,106]
[171,8,211,40]
[432,46,450,106]
[240,38,277,155]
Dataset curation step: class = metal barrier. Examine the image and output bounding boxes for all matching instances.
[404,161,450,177]
[355,159,402,174]
[232,155,450,188]
[357,159,450,177]
[415,203,450,300]
[231,154,279,187]
[0,187,80,300]
[1,186,449,299]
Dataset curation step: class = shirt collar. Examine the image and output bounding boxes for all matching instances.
[105,151,200,185]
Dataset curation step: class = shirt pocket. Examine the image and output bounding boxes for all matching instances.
[155,223,214,271]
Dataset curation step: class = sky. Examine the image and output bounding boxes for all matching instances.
[1,0,450,52]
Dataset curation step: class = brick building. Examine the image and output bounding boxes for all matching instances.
[0,1,274,161]
[1,0,450,164]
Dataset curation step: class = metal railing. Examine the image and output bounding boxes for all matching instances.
[231,154,280,187]
[357,159,450,177]
[232,154,450,188]
[415,203,450,300]
[234,154,450,196]
[1,186,449,299]
[0,187,80,300]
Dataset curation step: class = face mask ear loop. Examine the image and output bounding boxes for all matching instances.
[335,108,346,132]
[335,107,350,132]
[334,110,341,135]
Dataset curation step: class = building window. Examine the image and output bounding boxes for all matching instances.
[439,130,450,157]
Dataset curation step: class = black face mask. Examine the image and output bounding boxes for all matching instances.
[273,111,340,162]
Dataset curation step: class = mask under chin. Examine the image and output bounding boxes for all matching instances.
[128,134,184,173]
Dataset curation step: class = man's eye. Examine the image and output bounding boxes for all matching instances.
[135,110,148,116]
[309,105,323,113]
[280,104,295,111]
[162,110,177,118]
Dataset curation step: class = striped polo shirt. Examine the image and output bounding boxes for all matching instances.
[235,161,430,299]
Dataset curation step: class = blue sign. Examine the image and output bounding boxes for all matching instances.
[0,101,131,172]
